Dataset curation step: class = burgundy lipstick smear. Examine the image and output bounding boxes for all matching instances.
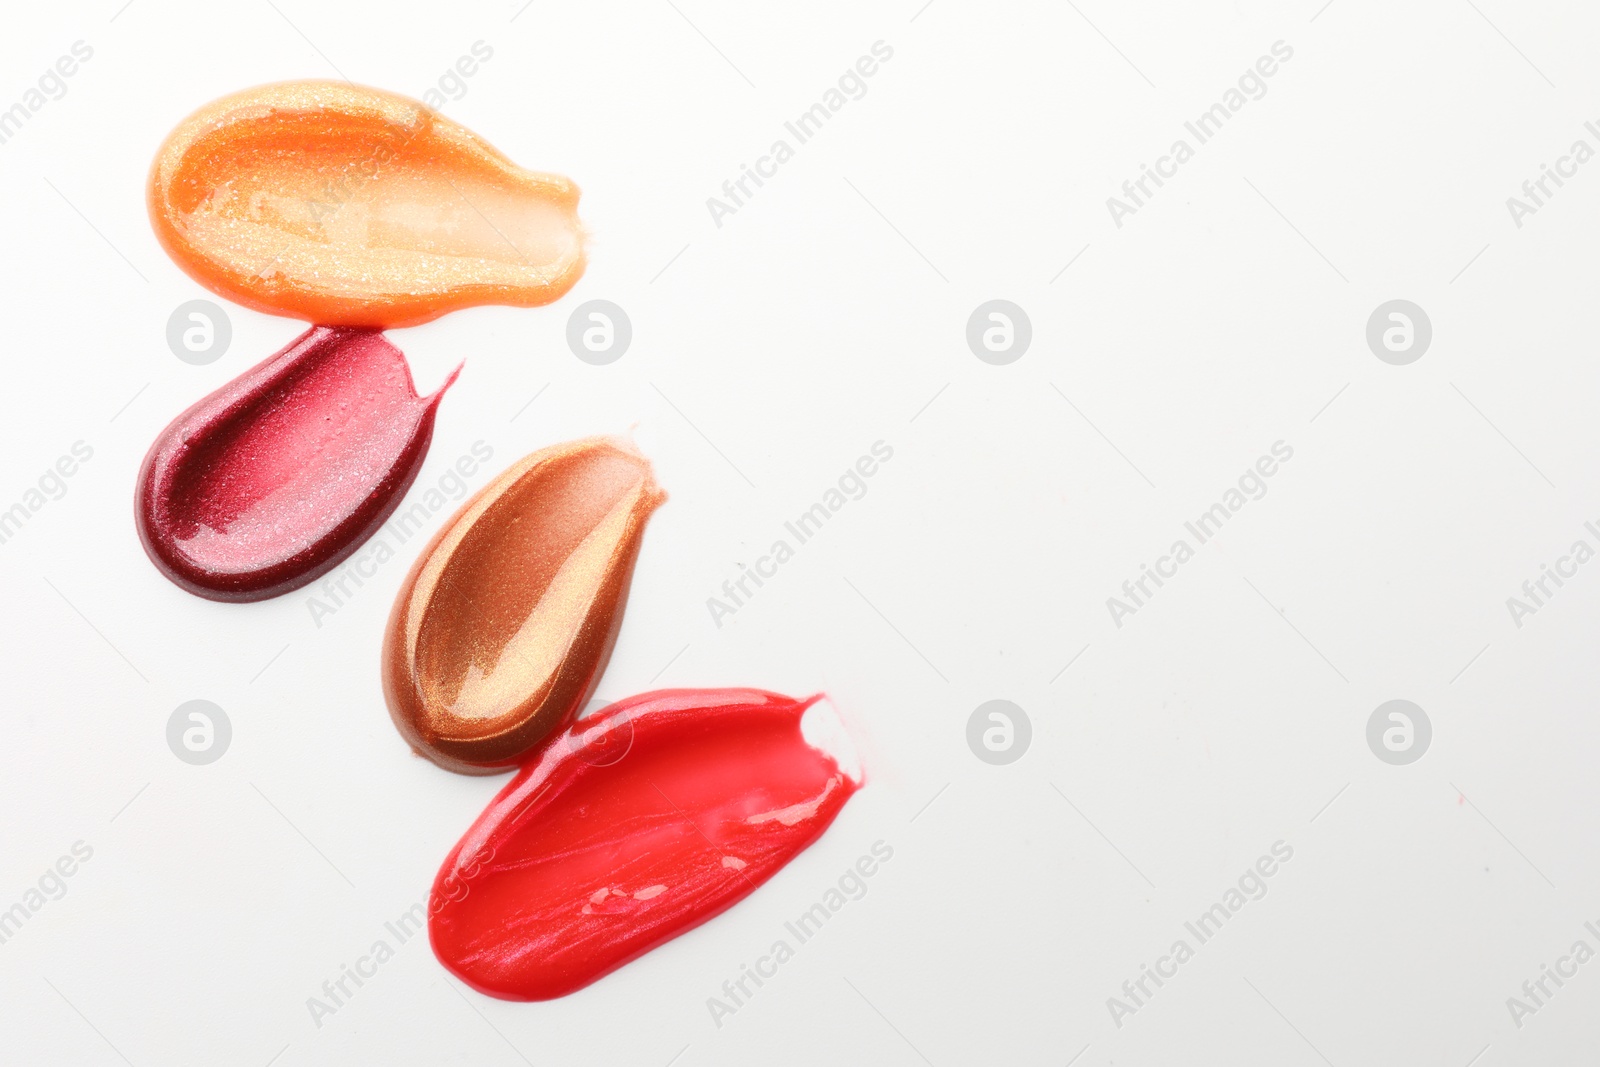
[138,80,586,598]
[137,328,456,601]
[430,689,861,1001]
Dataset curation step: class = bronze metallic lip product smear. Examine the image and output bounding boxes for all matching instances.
[382,437,667,775]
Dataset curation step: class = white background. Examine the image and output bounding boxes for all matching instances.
[1,0,1598,1063]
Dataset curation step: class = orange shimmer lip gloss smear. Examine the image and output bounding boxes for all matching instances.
[148,80,586,329]
[382,438,666,775]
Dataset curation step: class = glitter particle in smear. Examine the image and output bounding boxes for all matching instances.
[148,80,587,329]
[428,689,861,1001]
[136,326,457,602]
[382,437,666,775]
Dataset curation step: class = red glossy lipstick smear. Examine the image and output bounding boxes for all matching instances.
[430,688,861,1001]
[136,326,457,601]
